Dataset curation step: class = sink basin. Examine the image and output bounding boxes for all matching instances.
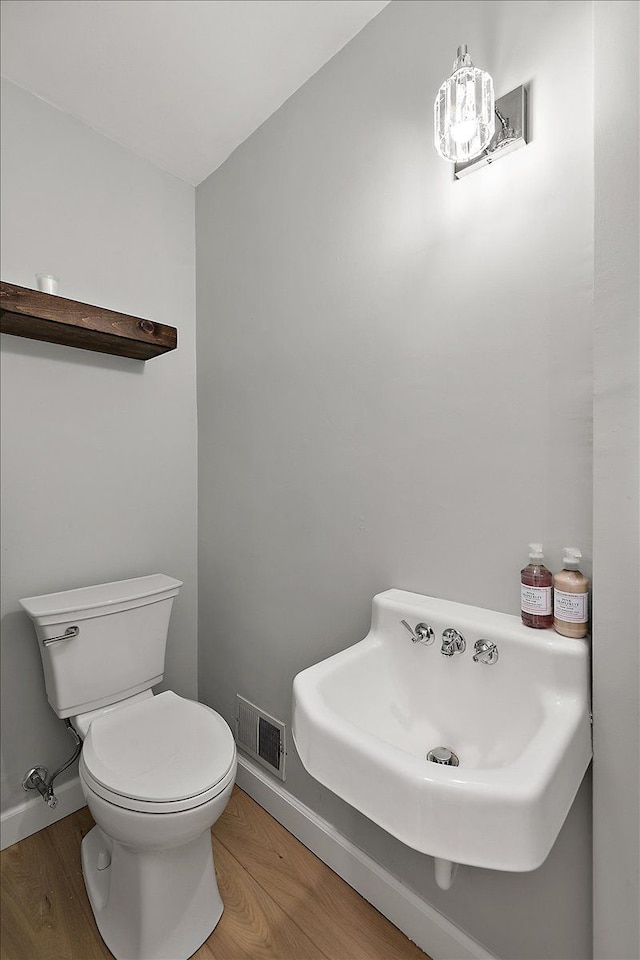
[292,589,591,872]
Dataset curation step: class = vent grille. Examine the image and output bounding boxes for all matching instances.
[237,698,259,754]
[235,695,286,781]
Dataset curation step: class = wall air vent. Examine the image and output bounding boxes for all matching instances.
[235,695,286,781]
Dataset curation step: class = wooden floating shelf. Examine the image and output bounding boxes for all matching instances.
[0,282,177,361]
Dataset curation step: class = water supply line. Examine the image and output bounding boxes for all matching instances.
[22,719,82,809]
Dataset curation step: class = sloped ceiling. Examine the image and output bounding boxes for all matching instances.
[0,0,390,185]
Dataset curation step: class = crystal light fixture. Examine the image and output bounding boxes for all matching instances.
[434,45,495,163]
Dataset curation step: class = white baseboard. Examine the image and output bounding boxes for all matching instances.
[1,776,86,851]
[236,755,495,960]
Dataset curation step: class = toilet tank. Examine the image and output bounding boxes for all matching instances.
[20,575,183,718]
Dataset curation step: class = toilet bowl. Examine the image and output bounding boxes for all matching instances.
[76,690,236,960]
[20,574,236,960]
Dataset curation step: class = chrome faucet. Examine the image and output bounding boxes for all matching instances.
[473,639,499,664]
[441,628,466,656]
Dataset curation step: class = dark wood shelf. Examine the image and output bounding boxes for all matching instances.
[0,282,177,360]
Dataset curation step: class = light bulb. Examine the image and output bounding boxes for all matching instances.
[450,119,478,144]
[434,45,495,163]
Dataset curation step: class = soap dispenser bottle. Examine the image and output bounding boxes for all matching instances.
[553,548,589,638]
[521,543,553,629]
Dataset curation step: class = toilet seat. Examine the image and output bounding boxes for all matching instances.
[80,690,236,814]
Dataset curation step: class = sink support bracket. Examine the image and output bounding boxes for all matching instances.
[434,858,458,890]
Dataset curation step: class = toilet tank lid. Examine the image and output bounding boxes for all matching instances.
[20,574,183,620]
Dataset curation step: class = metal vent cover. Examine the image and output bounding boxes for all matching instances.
[235,695,286,781]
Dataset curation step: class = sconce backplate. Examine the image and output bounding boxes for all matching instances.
[454,85,528,179]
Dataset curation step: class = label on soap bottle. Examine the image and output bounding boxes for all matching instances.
[521,584,552,615]
[554,590,588,623]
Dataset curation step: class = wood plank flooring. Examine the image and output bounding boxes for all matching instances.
[1,787,429,960]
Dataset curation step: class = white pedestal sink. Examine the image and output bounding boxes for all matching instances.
[292,589,591,882]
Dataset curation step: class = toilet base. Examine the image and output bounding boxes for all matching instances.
[82,824,223,960]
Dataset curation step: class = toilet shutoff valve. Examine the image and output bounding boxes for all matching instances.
[22,766,58,808]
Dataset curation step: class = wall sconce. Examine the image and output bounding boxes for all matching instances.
[434,45,528,179]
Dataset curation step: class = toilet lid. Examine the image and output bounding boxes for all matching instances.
[81,691,236,804]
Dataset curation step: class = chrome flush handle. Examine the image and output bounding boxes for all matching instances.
[400,620,435,645]
[43,625,79,647]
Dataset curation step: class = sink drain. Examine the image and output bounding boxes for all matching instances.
[427,746,459,766]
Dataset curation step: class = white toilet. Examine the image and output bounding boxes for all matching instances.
[20,574,237,960]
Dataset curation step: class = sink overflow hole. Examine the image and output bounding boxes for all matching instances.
[427,746,459,766]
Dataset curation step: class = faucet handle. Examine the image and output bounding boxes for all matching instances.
[473,639,499,664]
[400,620,435,645]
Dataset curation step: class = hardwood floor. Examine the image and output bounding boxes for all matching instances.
[0,787,429,960]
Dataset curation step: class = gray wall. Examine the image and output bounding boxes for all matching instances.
[196,2,593,959]
[0,80,198,812]
[592,3,640,959]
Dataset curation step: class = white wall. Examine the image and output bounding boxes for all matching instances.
[0,80,198,813]
[592,3,640,958]
[196,2,593,958]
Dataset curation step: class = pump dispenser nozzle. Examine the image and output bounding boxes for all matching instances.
[528,543,544,561]
[562,547,582,569]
